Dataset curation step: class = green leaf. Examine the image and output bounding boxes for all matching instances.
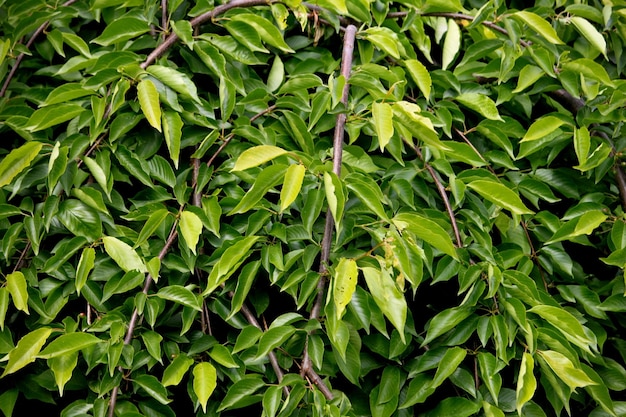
[133,374,171,405]
[345,172,390,222]
[256,325,296,359]
[538,350,596,389]
[102,270,144,302]
[48,351,78,396]
[279,164,305,213]
[455,93,502,121]
[392,101,450,151]
[1,327,52,377]
[363,27,402,59]
[156,285,202,311]
[134,209,170,248]
[146,65,201,103]
[362,265,407,343]
[179,210,203,255]
[162,110,183,169]
[404,59,431,99]
[478,352,504,405]
[209,345,240,368]
[267,55,284,92]
[570,17,607,57]
[422,306,473,346]
[529,305,596,353]
[102,236,147,273]
[228,165,287,215]
[162,354,194,387]
[442,19,461,71]
[513,65,545,93]
[372,102,394,151]
[75,247,95,296]
[561,58,615,87]
[6,271,28,314]
[205,236,261,295]
[393,212,458,259]
[467,180,534,215]
[333,258,358,320]
[232,145,288,171]
[512,11,564,45]
[57,199,102,242]
[229,261,261,319]
[224,20,269,53]
[230,14,294,53]
[38,332,101,359]
[26,104,86,131]
[0,288,9,331]
[521,116,568,142]
[517,352,537,415]
[193,362,217,413]
[263,385,282,417]
[574,126,591,166]
[432,347,467,389]
[0,141,43,187]
[324,171,345,233]
[137,79,162,132]
[217,376,264,411]
[82,156,111,200]
[547,210,607,244]
[171,20,194,48]
[427,397,481,417]
[91,17,151,46]
[43,83,95,106]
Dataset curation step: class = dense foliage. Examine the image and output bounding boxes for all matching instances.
[2,0,626,416]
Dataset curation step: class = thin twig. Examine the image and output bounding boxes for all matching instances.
[108,226,179,417]
[162,0,168,31]
[300,25,357,399]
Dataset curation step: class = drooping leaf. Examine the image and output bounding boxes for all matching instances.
[442,19,461,71]
[26,104,86,131]
[538,350,596,389]
[372,101,394,151]
[467,180,534,215]
[570,16,607,57]
[324,171,345,233]
[333,258,358,320]
[162,354,194,387]
[133,374,171,405]
[179,210,203,255]
[38,332,101,359]
[6,271,28,314]
[193,362,217,413]
[1,327,52,377]
[517,352,537,415]
[162,111,183,169]
[512,11,564,45]
[432,347,467,389]
[102,236,147,273]
[137,79,162,132]
[75,247,95,296]
[156,285,202,311]
[279,164,305,213]
[362,265,407,343]
[232,145,288,171]
[404,59,432,99]
[455,93,502,121]
[204,236,261,295]
[91,17,151,46]
[48,352,78,396]
[529,305,596,353]
[0,142,43,187]
[393,212,458,259]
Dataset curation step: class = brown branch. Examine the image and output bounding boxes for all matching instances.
[142,0,272,69]
[162,0,168,31]
[108,225,179,417]
[299,25,356,399]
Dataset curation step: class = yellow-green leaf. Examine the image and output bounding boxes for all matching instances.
[393,212,458,259]
[404,59,431,99]
[570,16,607,58]
[538,350,596,389]
[372,102,394,151]
[333,258,358,320]
[48,352,78,396]
[6,271,28,314]
[513,11,564,45]
[193,362,217,413]
[232,145,289,171]
[75,247,95,296]
[137,79,162,132]
[467,180,534,215]
[102,236,147,273]
[574,126,591,166]
[521,116,567,142]
[162,111,182,169]
[1,328,52,377]
[516,352,537,415]
[442,19,461,71]
[0,142,43,187]
[455,93,502,121]
[362,265,407,343]
[162,354,194,387]
[279,164,305,212]
[179,210,203,255]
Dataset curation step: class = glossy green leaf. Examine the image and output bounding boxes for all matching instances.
[362,265,407,343]
[432,347,467,389]
[171,20,194,48]
[405,59,432,99]
[427,397,481,417]
[372,101,394,151]
[162,354,194,387]
[529,305,596,352]
[102,236,147,273]
[133,374,171,404]
[156,285,202,311]
[82,156,110,200]
[75,247,95,296]
[547,210,607,244]
[205,236,261,295]
[43,83,95,106]
[513,11,564,45]
[422,307,473,346]
[134,209,169,249]
[48,351,78,396]
[324,171,345,233]
[561,58,615,87]
[102,270,144,302]
[26,104,86,131]
[392,101,450,151]
[141,330,163,362]
[521,116,568,142]
[517,352,537,415]
[333,258,358,320]
[279,163,305,213]
[363,26,402,59]
[232,145,288,171]
[256,325,296,359]
[137,79,162,132]
[6,271,28,314]
[574,126,591,166]
[478,352,504,405]
[467,180,534,215]
[193,362,217,413]
[161,110,182,169]
[346,172,390,222]
[513,65,545,93]
[230,14,294,53]
[146,65,201,103]
[538,350,596,389]
[91,17,151,45]
[38,332,101,359]
[0,288,8,331]
[228,165,287,215]
[455,93,502,121]
[442,19,461,70]
[263,385,282,417]
[1,327,52,377]
[217,376,264,411]
[0,141,43,187]
[179,210,203,255]
[570,17,607,57]
[393,212,457,259]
